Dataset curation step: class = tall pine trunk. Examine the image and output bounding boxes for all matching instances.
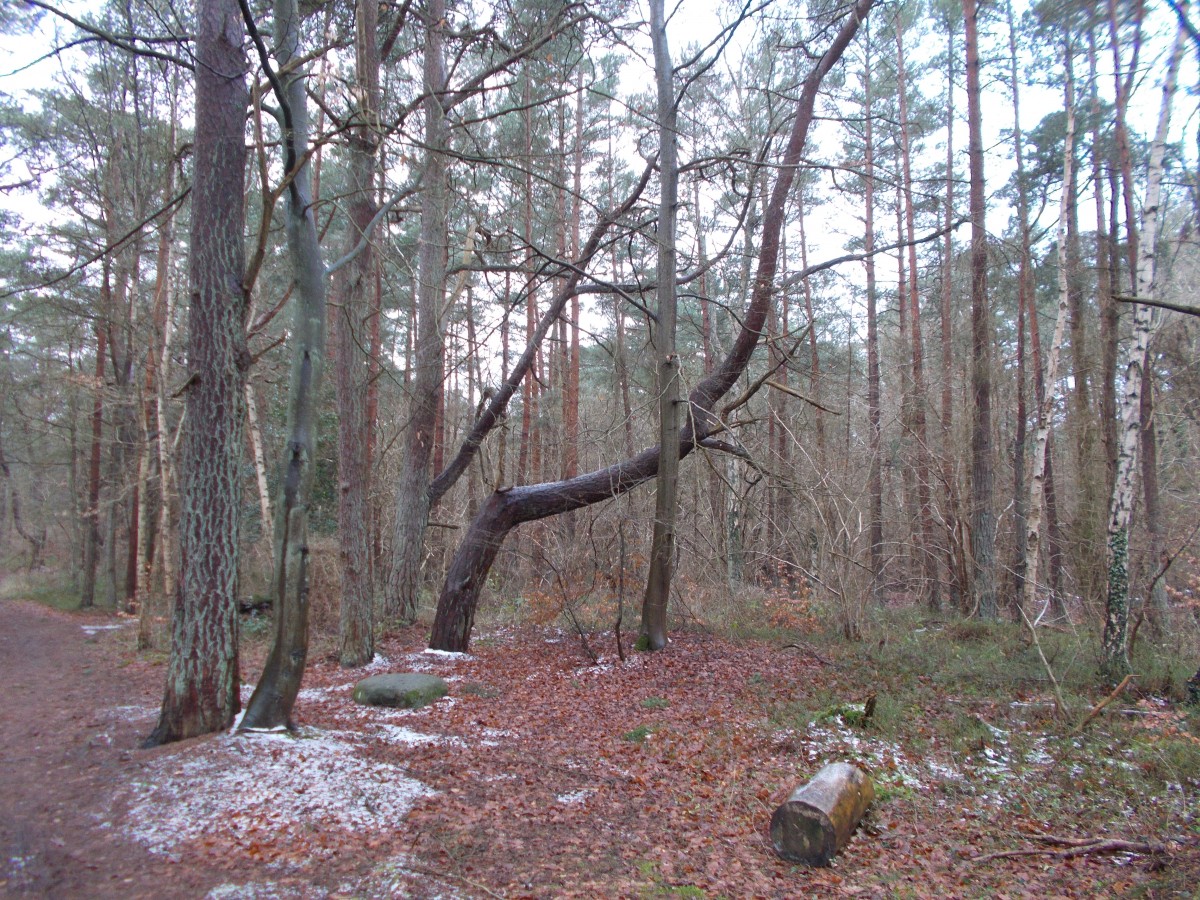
[964,0,996,619]
[146,0,249,746]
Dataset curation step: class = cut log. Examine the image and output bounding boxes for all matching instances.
[770,762,874,865]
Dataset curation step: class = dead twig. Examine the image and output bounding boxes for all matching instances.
[1072,674,1136,735]
[782,641,845,670]
[969,835,1166,864]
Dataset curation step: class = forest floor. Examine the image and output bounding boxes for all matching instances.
[1,593,1198,899]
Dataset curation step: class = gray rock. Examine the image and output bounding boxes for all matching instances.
[353,673,448,709]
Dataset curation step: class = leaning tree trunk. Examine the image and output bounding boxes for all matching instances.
[639,0,680,651]
[1102,19,1183,682]
[429,0,877,652]
[241,0,328,730]
[145,0,249,746]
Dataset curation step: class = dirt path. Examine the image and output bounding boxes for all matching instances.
[0,600,233,898]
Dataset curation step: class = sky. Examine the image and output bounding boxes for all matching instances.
[1,0,1195,334]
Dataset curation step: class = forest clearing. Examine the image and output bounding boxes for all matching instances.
[1,587,1197,898]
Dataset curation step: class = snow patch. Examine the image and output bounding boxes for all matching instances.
[422,648,473,661]
[81,624,125,635]
[555,789,594,806]
[372,724,462,747]
[124,728,433,856]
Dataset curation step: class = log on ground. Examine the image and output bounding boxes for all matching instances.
[770,761,874,865]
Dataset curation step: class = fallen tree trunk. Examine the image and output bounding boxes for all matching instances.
[770,762,874,866]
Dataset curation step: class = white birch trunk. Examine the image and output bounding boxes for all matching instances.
[1022,56,1075,621]
[1102,19,1184,680]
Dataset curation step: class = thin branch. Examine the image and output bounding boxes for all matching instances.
[24,0,194,69]
[1072,674,1136,734]
[1114,293,1200,317]
[0,187,191,301]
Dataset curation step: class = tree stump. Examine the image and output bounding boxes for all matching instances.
[770,762,874,865]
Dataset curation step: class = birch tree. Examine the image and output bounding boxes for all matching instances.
[1101,18,1185,681]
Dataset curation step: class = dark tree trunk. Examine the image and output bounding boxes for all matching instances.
[145,0,248,746]
[896,19,938,611]
[80,319,107,609]
[429,0,877,652]
[862,29,883,600]
[964,0,996,619]
[640,0,680,651]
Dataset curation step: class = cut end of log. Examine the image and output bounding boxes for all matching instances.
[771,762,874,866]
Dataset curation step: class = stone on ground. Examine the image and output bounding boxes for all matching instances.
[353,673,448,709]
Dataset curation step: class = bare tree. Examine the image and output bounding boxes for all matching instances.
[428,0,878,653]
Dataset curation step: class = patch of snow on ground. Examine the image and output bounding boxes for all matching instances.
[555,789,594,805]
[124,728,433,857]
[800,722,925,789]
[206,883,317,899]
[371,724,462,747]
[423,648,473,660]
[81,624,125,635]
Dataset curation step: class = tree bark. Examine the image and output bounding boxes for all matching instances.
[429,0,877,652]
[80,318,106,609]
[862,29,883,601]
[333,0,380,667]
[1102,20,1183,681]
[895,16,938,611]
[964,0,996,619]
[639,0,680,652]
[242,0,329,730]
[145,0,248,746]
[386,0,449,624]
[1023,60,1076,623]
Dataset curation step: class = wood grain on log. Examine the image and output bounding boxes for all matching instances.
[770,762,874,865]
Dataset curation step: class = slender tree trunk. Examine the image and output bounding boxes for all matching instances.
[80,317,107,609]
[1088,25,1119,493]
[245,380,272,540]
[146,0,249,746]
[862,31,883,600]
[964,0,996,619]
[1102,21,1183,681]
[940,14,963,609]
[640,0,680,651]
[1140,374,1166,627]
[242,0,330,730]
[1023,62,1076,623]
[333,0,380,667]
[429,0,876,652]
[1006,0,1029,616]
[386,0,449,623]
[896,17,938,610]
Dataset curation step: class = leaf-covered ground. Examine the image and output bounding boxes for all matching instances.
[1,597,1197,898]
